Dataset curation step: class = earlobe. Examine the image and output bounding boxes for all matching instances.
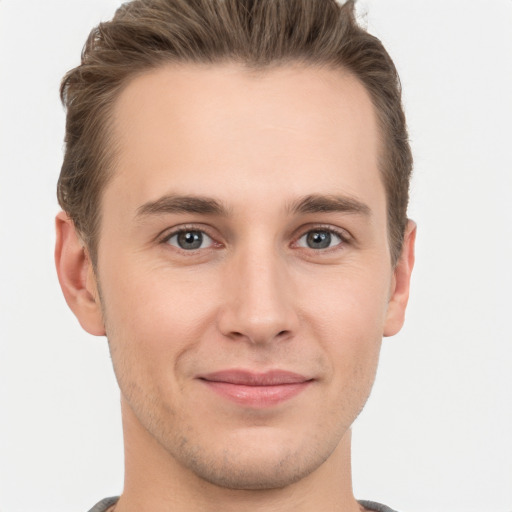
[55,211,106,336]
[383,219,416,337]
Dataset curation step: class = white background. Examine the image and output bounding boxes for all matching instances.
[0,1,511,511]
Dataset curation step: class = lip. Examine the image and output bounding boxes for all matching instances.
[198,370,313,408]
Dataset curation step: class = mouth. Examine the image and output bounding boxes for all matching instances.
[198,369,314,408]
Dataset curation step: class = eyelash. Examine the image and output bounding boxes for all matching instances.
[160,225,219,252]
[159,225,350,253]
[294,225,349,252]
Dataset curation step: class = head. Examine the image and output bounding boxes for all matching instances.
[55,0,415,497]
[57,0,412,267]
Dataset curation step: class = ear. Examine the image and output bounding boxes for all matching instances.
[55,211,106,336]
[383,219,416,337]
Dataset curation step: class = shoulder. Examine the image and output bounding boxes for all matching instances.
[359,500,400,512]
[86,497,119,512]
[88,497,397,512]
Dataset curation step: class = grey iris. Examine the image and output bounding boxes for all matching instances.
[307,231,331,249]
[177,231,203,250]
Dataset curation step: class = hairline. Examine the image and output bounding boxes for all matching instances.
[81,59,398,266]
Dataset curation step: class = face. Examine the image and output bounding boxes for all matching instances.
[86,64,411,489]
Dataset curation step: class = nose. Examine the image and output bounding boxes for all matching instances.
[217,245,299,345]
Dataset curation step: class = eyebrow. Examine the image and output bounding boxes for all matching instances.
[136,194,230,218]
[288,194,371,216]
[135,193,371,219]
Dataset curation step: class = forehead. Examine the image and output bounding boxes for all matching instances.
[107,62,383,215]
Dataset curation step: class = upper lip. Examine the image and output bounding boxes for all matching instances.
[199,369,311,386]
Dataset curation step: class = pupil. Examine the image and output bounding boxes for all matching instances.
[307,231,330,249]
[178,231,203,250]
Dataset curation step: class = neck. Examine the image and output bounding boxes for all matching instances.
[116,398,361,512]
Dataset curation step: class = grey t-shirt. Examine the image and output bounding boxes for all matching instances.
[87,497,399,511]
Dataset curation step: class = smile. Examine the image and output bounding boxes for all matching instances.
[198,370,314,408]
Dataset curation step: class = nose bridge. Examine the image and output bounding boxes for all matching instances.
[219,236,297,344]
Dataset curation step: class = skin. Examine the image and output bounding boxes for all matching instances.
[55,63,415,512]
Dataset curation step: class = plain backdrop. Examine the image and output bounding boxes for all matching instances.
[1,1,511,511]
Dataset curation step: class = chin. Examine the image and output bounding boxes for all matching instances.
[180,447,323,490]
[164,426,340,491]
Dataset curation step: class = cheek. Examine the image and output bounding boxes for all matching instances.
[299,265,389,385]
[99,261,220,377]
[301,262,391,338]
[318,293,383,424]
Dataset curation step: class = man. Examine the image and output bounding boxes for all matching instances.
[54,0,415,510]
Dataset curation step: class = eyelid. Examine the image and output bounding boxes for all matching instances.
[293,224,351,242]
[158,224,221,248]
[291,224,351,251]
[155,223,351,252]
[167,230,214,249]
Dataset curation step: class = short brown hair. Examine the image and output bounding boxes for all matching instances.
[58,0,412,265]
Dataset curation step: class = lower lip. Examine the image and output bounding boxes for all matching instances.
[201,380,312,408]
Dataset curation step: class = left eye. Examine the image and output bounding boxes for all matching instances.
[166,230,214,250]
[296,230,343,250]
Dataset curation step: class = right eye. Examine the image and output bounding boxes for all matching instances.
[295,228,345,251]
[165,230,214,251]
